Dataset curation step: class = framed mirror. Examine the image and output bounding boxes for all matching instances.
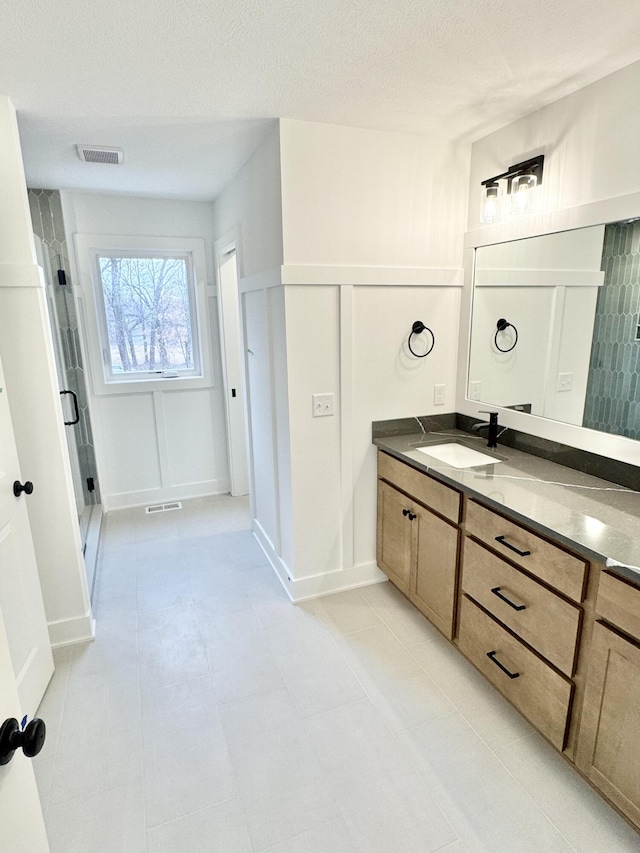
[468,218,640,441]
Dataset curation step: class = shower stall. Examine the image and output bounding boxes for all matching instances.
[29,190,102,600]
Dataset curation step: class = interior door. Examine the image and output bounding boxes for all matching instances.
[217,248,249,496]
[0,350,53,716]
[0,602,50,852]
[0,345,51,850]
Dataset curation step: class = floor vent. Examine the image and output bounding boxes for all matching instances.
[145,502,182,514]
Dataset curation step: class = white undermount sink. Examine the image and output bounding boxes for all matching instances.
[414,442,501,469]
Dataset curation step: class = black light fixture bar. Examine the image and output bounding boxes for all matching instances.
[481,154,544,190]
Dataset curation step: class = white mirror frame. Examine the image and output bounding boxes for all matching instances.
[456,189,640,468]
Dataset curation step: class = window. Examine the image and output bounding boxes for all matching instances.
[95,252,198,379]
[92,250,201,382]
[75,235,211,395]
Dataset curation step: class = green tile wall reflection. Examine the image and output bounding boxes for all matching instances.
[583,221,640,440]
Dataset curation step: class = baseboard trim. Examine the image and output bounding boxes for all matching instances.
[252,522,386,603]
[287,561,387,602]
[48,612,96,648]
[252,520,294,600]
[103,480,230,511]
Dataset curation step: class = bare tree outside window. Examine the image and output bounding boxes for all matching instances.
[97,255,195,373]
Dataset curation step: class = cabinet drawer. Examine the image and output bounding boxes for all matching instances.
[462,538,581,676]
[457,596,573,751]
[466,500,587,603]
[597,571,640,641]
[378,451,460,523]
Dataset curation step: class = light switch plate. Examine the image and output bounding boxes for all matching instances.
[557,372,574,392]
[469,381,481,401]
[433,384,445,406]
[312,393,335,417]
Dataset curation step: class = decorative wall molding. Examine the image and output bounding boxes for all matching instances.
[103,477,229,512]
[239,267,282,294]
[475,268,604,287]
[280,264,463,287]
[0,263,45,289]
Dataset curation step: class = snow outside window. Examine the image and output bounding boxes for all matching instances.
[93,250,201,382]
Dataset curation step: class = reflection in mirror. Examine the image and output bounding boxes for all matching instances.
[469,220,640,440]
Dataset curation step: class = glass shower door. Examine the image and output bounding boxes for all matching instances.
[34,235,101,596]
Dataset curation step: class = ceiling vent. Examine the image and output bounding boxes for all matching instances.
[75,145,123,165]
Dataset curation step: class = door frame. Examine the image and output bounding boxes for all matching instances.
[214,230,250,497]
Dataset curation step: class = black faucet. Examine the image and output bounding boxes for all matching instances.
[471,411,499,448]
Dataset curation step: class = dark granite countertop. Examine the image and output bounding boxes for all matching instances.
[374,428,640,582]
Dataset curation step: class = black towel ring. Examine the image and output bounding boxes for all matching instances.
[408,320,435,358]
[494,318,518,353]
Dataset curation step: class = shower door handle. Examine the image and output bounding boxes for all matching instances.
[60,390,80,426]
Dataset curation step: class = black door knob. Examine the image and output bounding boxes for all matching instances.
[0,718,46,765]
[13,480,34,497]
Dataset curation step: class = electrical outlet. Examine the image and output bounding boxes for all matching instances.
[557,372,574,392]
[312,393,335,417]
[469,380,481,401]
[433,384,445,406]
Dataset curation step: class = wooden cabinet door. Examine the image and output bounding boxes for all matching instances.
[376,480,413,595]
[411,506,459,639]
[576,622,640,825]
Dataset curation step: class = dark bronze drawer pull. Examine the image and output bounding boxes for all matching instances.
[486,650,520,679]
[491,586,526,611]
[495,535,531,557]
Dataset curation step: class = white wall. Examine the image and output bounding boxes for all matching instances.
[0,97,92,647]
[211,123,294,578]
[280,119,468,268]
[277,120,469,597]
[212,119,470,599]
[458,58,640,468]
[211,122,283,279]
[467,61,640,234]
[62,192,230,510]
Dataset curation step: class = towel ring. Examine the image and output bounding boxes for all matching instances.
[408,320,435,358]
[494,318,518,353]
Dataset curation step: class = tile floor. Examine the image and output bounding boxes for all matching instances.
[36,496,640,852]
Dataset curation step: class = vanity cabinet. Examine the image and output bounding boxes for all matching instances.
[377,451,461,639]
[460,501,588,750]
[461,537,581,677]
[376,446,640,833]
[376,480,413,595]
[465,500,587,603]
[576,573,640,826]
[457,595,573,750]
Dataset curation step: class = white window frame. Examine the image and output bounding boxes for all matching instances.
[74,234,213,396]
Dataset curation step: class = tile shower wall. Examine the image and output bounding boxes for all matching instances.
[28,189,100,504]
[583,221,640,440]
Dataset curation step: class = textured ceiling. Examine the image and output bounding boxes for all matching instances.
[3,0,640,199]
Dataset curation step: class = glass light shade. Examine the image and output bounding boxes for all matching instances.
[510,173,537,214]
[481,183,501,224]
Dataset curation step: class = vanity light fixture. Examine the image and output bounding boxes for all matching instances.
[481,182,501,224]
[481,155,544,223]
